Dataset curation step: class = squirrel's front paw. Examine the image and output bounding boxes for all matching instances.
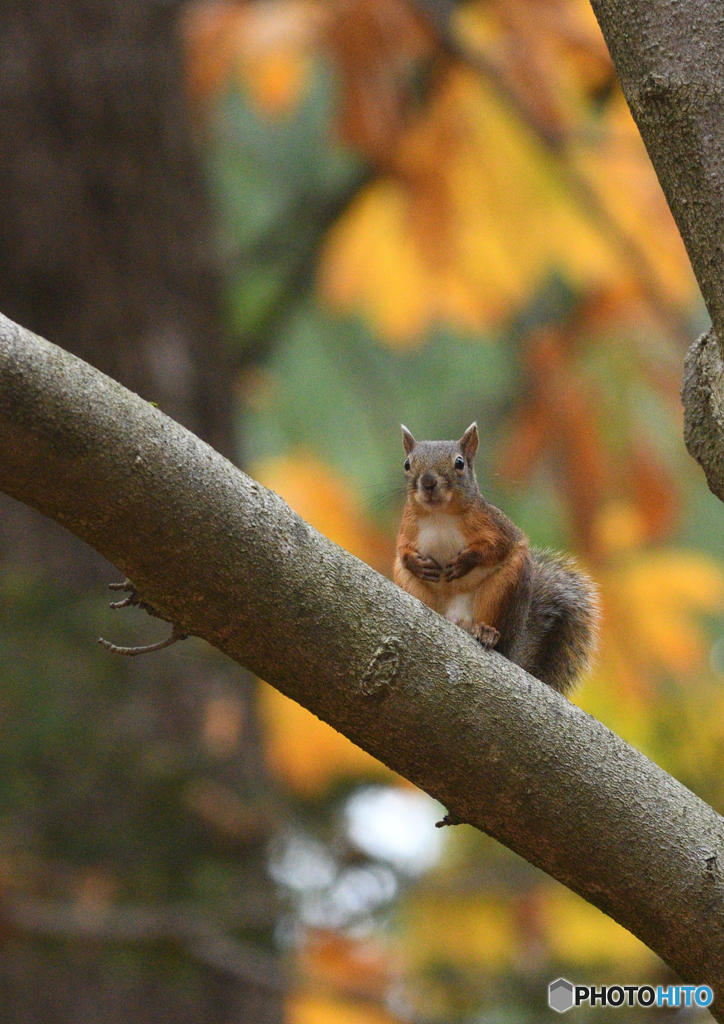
[404,552,442,582]
[474,623,500,649]
[442,548,482,581]
[441,562,461,582]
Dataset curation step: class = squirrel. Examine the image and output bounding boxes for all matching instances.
[393,423,600,694]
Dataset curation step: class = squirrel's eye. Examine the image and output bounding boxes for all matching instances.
[404,458,411,472]
[455,456,465,471]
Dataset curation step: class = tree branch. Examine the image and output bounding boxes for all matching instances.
[682,327,724,502]
[1,311,724,1014]
[588,0,724,340]
[586,0,724,503]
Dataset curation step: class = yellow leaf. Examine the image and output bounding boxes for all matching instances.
[571,92,699,308]
[614,551,724,676]
[252,456,397,794]
[320,30,697,345]
[259,681,394,795]
[252,455,392,570]
[576,551,724,746]
[541,888,656,969]
[575,662,654,752]
[288,994,401,1024]
[401,896,516,969]
[659,683,724,788]
[320,181,448,345]
[594,501,648,554]
[320,68,628,344]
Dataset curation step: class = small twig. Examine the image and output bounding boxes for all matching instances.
[98,579,188,657]
[436,812,462,828]
[98,626,188,657]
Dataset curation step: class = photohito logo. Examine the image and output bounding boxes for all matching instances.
[547,979,714,1012]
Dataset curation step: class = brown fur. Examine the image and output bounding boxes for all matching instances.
[394,425,600,694]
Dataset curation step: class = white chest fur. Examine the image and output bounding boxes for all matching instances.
[443,592,475,623]
[416,513,466,566]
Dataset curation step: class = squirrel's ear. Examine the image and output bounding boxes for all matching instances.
[401,425,416,455]
[459,422,479,460]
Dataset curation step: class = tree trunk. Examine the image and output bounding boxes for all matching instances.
[0,3,282,1021]
[0,0,232,581]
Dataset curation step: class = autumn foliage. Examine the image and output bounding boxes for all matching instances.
[181,1,722,1020]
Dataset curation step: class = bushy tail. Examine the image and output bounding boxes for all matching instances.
[521,549,601,694]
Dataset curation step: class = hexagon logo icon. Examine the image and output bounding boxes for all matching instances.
[549,978,574,1013]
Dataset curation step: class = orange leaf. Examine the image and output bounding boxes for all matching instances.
[252,455,393,570]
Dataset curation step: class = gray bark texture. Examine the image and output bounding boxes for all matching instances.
[1,311,723,1014]
[587,0,724,501]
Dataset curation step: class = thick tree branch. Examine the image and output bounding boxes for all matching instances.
[1,312,724,1009]
[586,0,724,502]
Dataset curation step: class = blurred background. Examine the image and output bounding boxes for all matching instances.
[0,0,721,1021]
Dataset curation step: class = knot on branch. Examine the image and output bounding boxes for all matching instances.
[641,71,676,103]
[359,636,402,698]
[682,327,724,503]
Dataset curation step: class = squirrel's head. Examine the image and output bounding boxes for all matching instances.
[400,423,480,510]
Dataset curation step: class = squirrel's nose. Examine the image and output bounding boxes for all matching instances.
[420,472,437,492]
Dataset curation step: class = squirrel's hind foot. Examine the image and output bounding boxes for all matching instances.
[474,623,500,649]
[447,615,500,650]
